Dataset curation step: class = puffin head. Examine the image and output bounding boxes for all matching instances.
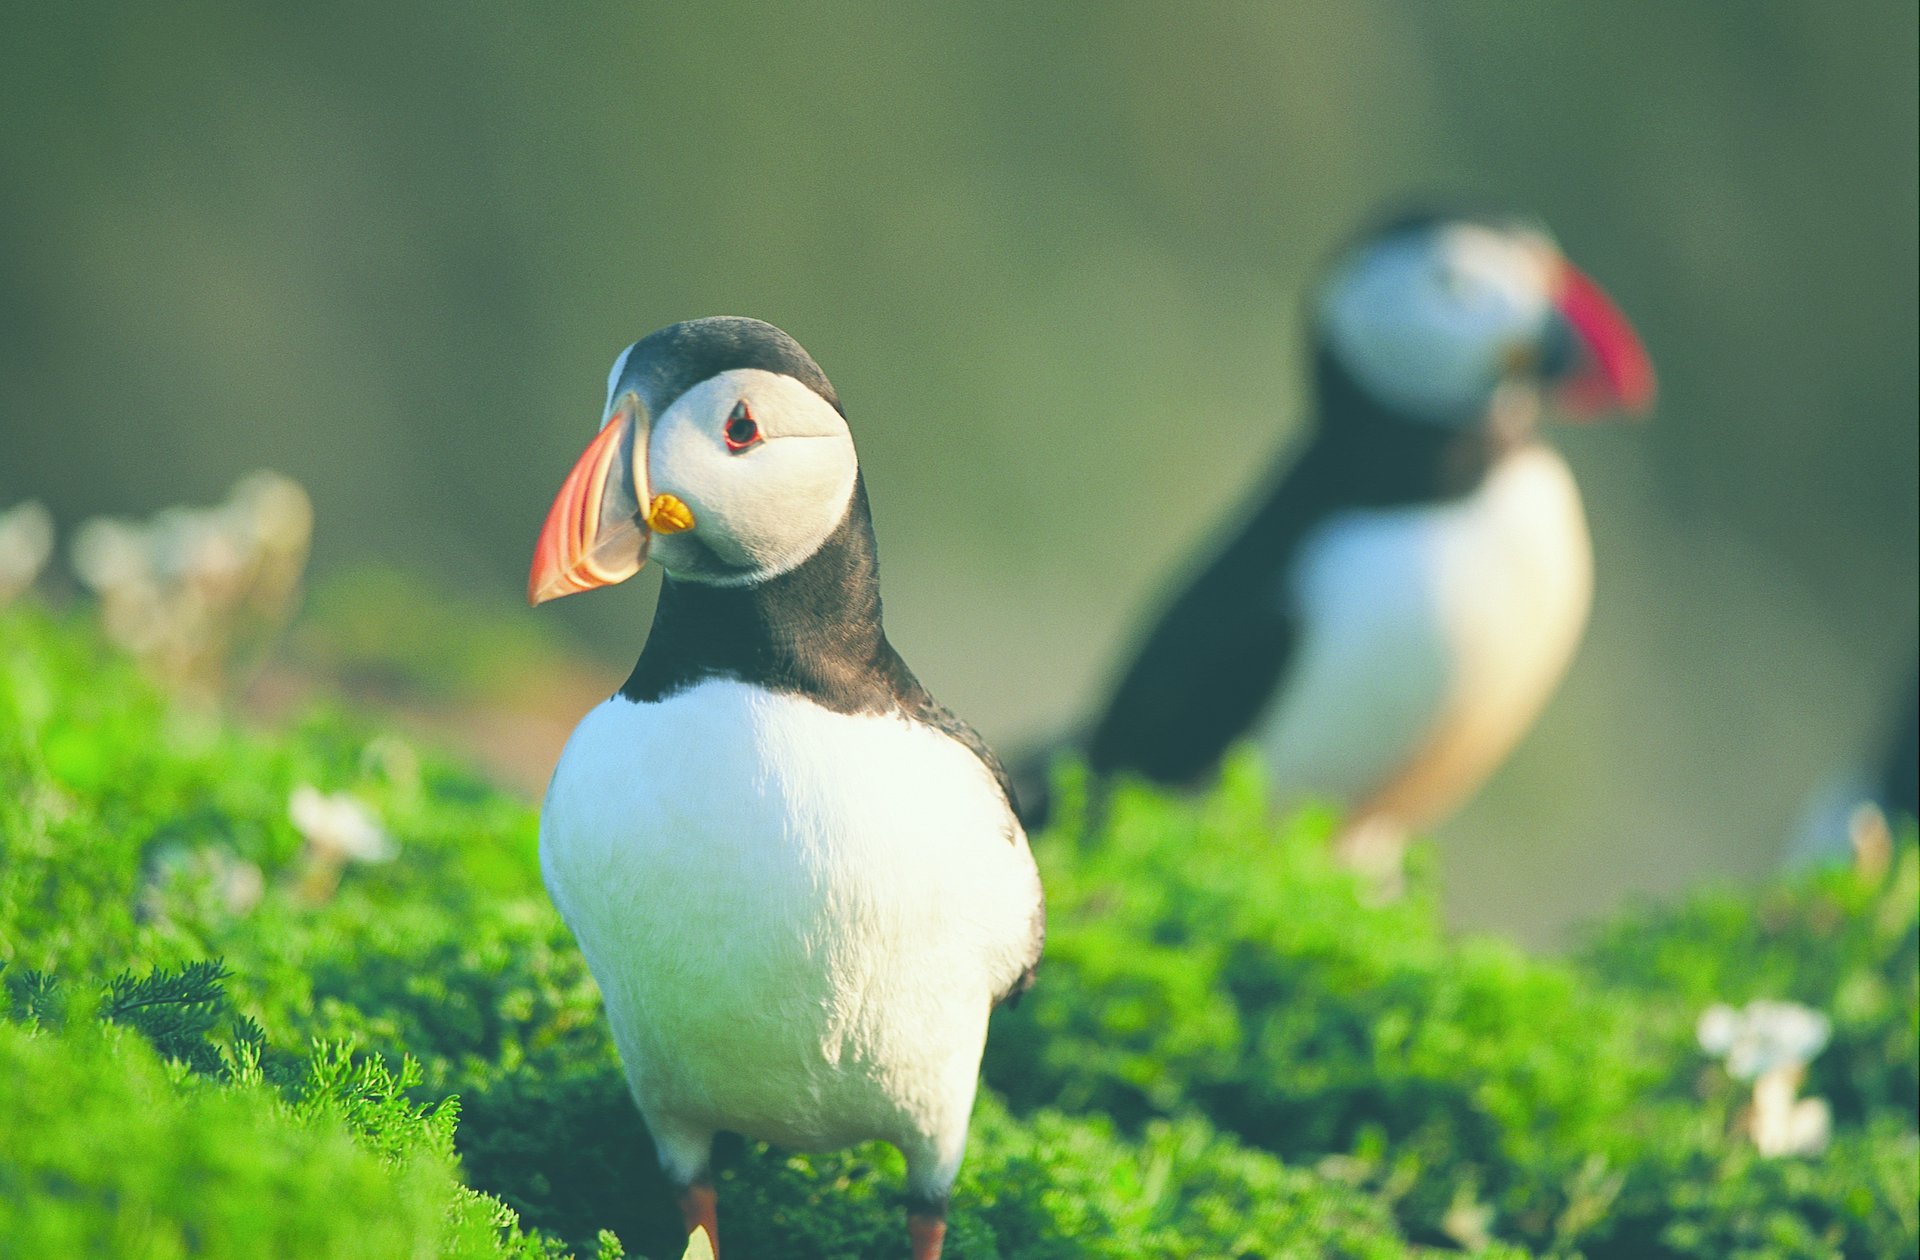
[528,317,859,604]
[1315,209,1655,431]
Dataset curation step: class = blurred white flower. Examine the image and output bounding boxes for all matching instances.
[290,783,396,905]
[1440,1187,1493,1251]
[0,500,56,604]
[1698,998,1834,1158]
[138,842,266,923]
[72,516,153,591]
[228,470,314,557]
[68,472,312,697]
[289,785,396,864]
[1696,999,1832,1080]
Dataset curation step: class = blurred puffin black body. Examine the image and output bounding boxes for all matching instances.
[1024,211,1653,865]
[530,318,1042,1260]
[1785,666,1918,868]
[1878,673,1918,824]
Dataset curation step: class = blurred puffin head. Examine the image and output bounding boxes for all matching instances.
[528,317,859,604]
[1315,210,1655,431]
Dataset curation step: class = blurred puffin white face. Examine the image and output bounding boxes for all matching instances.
[1319,224,1560,426]
[642,368,858,584]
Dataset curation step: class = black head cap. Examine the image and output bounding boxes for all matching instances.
[1306,198,1555,348]
[1346,198,1548,253]
[612,316,842,420]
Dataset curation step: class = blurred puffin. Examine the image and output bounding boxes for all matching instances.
[1882,675,1919,825]
[1786,667,1917,869]
[1026,210,1654,871]
[530,317,1043,1260]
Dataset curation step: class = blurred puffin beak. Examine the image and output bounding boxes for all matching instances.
[527,394,696,606]
[1553,260,1656,418]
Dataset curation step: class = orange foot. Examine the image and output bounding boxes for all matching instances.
[908,1210,946,1260]
[677,1183,718,1257]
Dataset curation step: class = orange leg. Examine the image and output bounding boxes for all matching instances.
[908,1209,947,1260]
[677,1181,718,1257]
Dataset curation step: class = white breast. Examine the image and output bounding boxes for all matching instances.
[538,680,1040,1186]
[1256,445,1593,831]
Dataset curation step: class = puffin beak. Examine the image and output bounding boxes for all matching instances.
[527,394,697,606]
[1552,260,1656,418]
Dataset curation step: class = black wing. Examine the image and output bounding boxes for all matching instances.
[1082,449,1338,789]
[1880,670,1918,822]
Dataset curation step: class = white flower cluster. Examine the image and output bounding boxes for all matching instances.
[1697,999,1833,1157]
[0,500,55,606]
[138,842,266,925]
[289,785,396,865]
[133,782,400,919]
[289,784,396,903]
[70,472,312,696]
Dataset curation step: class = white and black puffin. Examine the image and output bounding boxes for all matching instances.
[1027,210,1655,871]
[530,317,1044,1260]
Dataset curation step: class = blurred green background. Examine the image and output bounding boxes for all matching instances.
[2,2,1914,942]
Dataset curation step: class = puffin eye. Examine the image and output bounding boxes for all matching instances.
[723,401,762,452]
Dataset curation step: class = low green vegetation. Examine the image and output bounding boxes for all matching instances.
[2,606,1914,1258]
[988,773,1917,1257]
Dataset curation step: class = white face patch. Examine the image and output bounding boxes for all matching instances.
[642,368,858,584]
[1319,225,1559,426]
[602,343,638,425]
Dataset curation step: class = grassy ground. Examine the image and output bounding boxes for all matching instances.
[1,605,1914,1258]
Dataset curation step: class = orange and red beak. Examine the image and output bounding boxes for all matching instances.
[1552,260,1656,418]
[528,395,695,606]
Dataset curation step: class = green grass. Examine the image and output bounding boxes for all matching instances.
[1,606,1913,1258]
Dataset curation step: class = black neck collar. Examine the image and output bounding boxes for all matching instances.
[618,475,916,713]
[1300,344,1530,507]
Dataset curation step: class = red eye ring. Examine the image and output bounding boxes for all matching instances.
[724,401,761,452]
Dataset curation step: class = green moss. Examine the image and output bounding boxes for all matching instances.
[0,1018,472,1259]
[987,766,1917,1257]
[989,766,1659,1246]
[2,605,1914,1258]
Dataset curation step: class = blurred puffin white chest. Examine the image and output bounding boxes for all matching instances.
[537,680,1036,1150]
[1258,444,1593,824]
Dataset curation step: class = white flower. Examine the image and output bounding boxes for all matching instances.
[139,843,266,922]
[227,471,313,554]
[149,506,245,590]
[71,517,152,593]
[69,471,312,696]
[1696,999,1831,1081]
[1698,998,1835,1159]
[289,785,396,864]
[0,500,54,604]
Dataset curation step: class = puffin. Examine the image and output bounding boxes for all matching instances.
[1785,667,1917,868]
[1024,210,1654,872]
[1878,673,1918,826]
[530,317,1044,1260]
